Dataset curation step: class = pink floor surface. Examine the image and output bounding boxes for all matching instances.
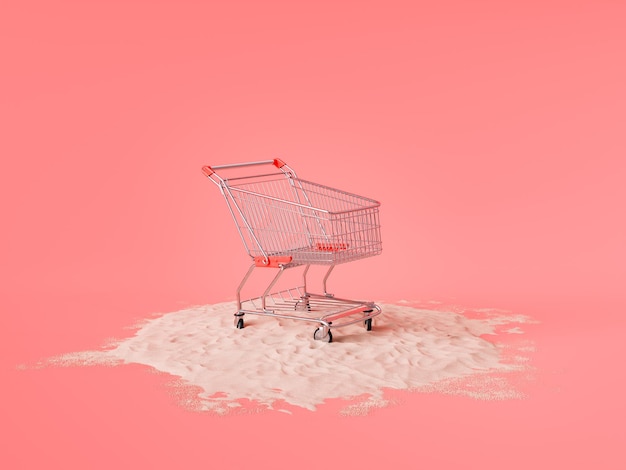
[4,291,625,469]
[2,1,625,468]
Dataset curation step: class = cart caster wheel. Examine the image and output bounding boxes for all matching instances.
[235,317,244,329]
[364,318,372,331]
[313,328,333,343]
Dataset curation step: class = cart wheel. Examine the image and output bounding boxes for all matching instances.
[313,327,333,343]
[364,318,372,331]
[235,317,244,329]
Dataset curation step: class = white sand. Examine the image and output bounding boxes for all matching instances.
[41,302,534,414]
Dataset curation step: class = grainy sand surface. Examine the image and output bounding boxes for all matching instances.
[41,302,534,414]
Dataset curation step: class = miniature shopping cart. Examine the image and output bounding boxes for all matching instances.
[201,159,382,342]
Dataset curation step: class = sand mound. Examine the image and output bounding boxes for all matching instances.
[42,302,534,414]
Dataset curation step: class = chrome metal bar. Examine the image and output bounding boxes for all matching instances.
[222,191,253,258]
[320,304,381,323]
[302,264,310,295]
[238,309,332,328]
[223,184,269,262]
[223,172,286,183]
[261,266,286,310]
[322,265,335,296]
[211,160,275,170]
[229,186,331,214]
[236,264,257,311]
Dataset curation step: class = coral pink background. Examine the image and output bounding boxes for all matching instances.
[2,1,625,468]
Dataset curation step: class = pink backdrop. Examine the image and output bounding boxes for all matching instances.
[2,1,625,468]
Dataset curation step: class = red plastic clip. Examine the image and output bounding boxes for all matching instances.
[316,242,349,252]
[254,255,293,267]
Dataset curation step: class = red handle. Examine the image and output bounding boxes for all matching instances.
[201,159,291,177]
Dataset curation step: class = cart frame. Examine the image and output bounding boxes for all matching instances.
[201,159,382,342]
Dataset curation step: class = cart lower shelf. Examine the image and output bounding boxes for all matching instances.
[235,287,381,343]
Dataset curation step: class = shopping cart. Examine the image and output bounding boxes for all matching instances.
[201,159,382,342]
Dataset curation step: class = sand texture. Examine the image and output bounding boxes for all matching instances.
[41,302,534,414]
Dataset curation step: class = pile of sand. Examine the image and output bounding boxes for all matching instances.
[43,302,534,414]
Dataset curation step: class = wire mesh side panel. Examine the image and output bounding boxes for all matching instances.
[226,183,317,261]
[224,177,381,265]
[327,206,382,264]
